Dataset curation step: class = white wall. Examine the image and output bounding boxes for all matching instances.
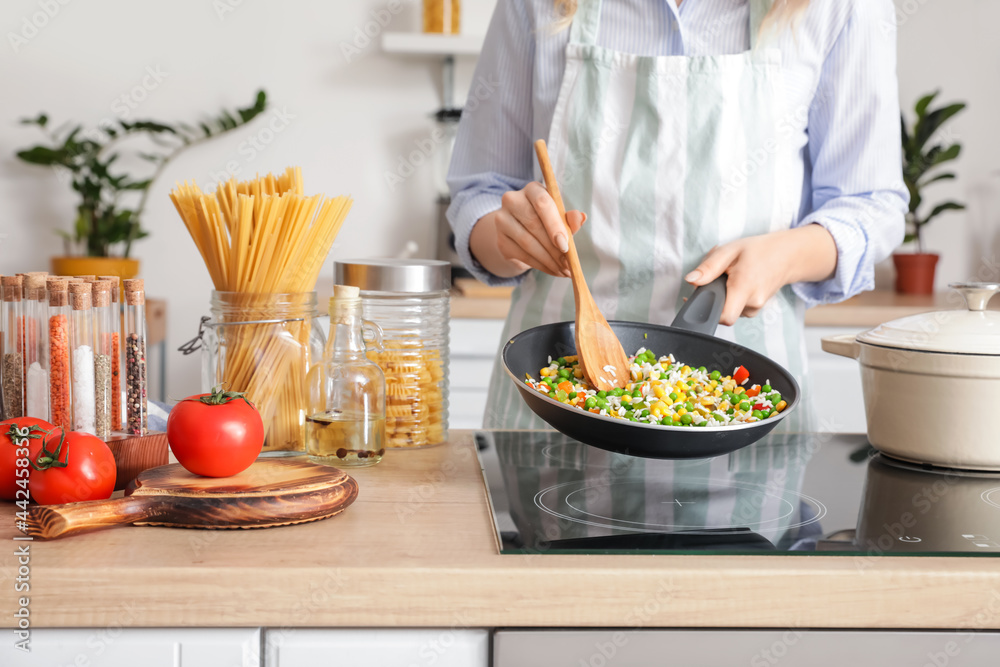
[1,0,997,400]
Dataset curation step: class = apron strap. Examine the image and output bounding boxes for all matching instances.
[569,0,602,46]
[749,0,775,49]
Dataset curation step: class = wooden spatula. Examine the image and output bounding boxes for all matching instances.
[534,139,630,391]
[24,458,358,540]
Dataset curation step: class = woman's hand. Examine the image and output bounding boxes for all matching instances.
[685,223,838,326]
[470,182,587,279]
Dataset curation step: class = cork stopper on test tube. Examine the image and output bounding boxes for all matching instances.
[69,282,92,311]
[92,280,113,308]
[124,279,145,306]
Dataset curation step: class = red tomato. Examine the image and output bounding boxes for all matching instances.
[167,388,264,478]
[29,429,117,505]
[0,418,55,500]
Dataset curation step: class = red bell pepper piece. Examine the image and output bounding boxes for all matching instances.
[733,365,750,385]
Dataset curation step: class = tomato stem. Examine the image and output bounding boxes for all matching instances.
[185,385,256,408]
[30,429,70,471]
[5,424,50,443]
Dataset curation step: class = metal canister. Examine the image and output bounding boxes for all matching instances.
[335,259,450,448]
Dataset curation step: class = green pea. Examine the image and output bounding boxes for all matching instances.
[698,366,707,373]
[597,390,607,399]
[710,370,721,381]
[632,389,643,399]
[685,401,695,412]
[686,379,695,386]
[727,407,735,415]
[585,397,597,409]
[712,413,726,422]
[680,414,693,425]
[696,420,708,427]
[558,368,572,379]
[669,392,679,401]
[611,388,624,397]
[568,392,578,399]
[752,410,764,420]
[768,392,782,404]
[762,384,772,393]
[638,409,650,418]
[739,401,752,412]
[557,357,567,366]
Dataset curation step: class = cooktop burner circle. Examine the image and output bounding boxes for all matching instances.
[983,487,1000,510]
[534,478,827,534]
[539,444,710,469]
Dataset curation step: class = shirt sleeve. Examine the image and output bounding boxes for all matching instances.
[792,0,909,306]
[446,0,537,286]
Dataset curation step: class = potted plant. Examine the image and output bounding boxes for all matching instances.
[15,90,268,279]
[896,91,967,295]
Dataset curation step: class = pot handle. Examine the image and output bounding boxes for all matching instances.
[671,275,727,336]
[821,333,861,360]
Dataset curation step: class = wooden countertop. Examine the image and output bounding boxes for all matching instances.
[3,431,998,630]
[450,289,995,328]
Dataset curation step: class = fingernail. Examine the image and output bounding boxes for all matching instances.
[685,270,702,283]
[555,234,569,253]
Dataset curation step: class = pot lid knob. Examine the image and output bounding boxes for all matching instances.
[949,282,1000,312]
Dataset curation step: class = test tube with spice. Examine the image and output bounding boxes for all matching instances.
[23,274,49,420]
[0,274,4,419]
[124,279,147,435]
[69,282,96,435]
[2,276,25,419]
[98,275,122,431]
[47,279,72,427]
[91,281,115,439]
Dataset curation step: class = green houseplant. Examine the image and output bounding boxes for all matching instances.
[896,91,967,294]
[16,90,268,278]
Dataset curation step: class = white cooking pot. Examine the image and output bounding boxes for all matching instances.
[822,283,1000,471]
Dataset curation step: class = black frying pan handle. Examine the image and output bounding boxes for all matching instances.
[670,275,727,336]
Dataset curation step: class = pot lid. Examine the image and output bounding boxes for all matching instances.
[858,283,1000,355]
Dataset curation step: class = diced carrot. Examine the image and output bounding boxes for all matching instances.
[745,385,760,397]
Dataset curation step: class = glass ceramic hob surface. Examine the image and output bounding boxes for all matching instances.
[475,431,1000,556]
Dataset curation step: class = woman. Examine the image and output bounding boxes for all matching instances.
[448,0,907,429]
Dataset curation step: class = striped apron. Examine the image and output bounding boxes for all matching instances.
[485,0,812,430]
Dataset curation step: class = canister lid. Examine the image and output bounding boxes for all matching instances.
[857,283,1000,355]
[334,259,450,294]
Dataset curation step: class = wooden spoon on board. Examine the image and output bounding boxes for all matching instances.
[534,139,630,392]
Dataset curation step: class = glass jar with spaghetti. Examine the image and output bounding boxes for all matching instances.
[202,291,325,454]
[334,259,450,449]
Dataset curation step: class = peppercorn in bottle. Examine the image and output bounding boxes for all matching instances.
[2,276,24,419]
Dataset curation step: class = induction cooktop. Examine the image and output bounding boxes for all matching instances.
[475,431,1000,556]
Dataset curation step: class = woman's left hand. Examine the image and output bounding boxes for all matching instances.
[684,223,839,326]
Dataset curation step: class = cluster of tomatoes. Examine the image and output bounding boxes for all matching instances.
[1,418,116,505]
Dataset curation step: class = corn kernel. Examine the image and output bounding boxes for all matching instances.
[621,395,632,404]
[681,365,691,374]
[709,380,718,389]
[653,385,666,399]
[734,386,745,395]
[672,413,681,422]
[540,368,552,377]
[700,397,715,406]
[720,401,731,411]
[713,388,723,397]
[565,355,578,362]
[677,408,687,417]
[574,369,584,378]
[776,400,787,412]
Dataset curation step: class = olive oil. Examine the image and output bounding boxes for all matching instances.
[306,412,386,467]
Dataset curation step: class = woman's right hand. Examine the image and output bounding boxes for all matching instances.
[469,181,587,279]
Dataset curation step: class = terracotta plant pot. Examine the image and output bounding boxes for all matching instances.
[892,253,938,295]
[50,256,140,295]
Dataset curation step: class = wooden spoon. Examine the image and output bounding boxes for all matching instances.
[534,140,630,391]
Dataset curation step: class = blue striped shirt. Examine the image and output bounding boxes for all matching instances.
[447,0,909,306]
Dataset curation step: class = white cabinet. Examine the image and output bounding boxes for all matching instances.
[449,319,506,429]
[265,629,489,667]
[3,628,261,667]
[448,318,868,434]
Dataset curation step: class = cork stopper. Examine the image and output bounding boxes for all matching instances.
[99,275,121,303]
[71,288,92,311]
[75,275,97,281]
[92,280,113,308]
[68,282,92,295]
[47,279,69,308]
[2,275,23,302]
[333,284,361,300]
[24,274,47,301]
[65,277,84,283]
[124,278,145,306]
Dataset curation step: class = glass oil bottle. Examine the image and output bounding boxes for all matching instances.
[306,285,386,467]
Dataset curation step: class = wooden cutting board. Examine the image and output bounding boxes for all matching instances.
[25,458,358,540]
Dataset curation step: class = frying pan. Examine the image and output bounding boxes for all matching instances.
[502,276,800,459]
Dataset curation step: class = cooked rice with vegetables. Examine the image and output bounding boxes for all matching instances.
[525,348,788,428]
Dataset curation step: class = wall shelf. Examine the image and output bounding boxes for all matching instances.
[381,32,484,56]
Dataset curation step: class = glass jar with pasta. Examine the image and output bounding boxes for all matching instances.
[334,260,450,449]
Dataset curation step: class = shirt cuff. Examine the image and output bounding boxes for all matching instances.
[447,192,529,287]
[791,217,870,307]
